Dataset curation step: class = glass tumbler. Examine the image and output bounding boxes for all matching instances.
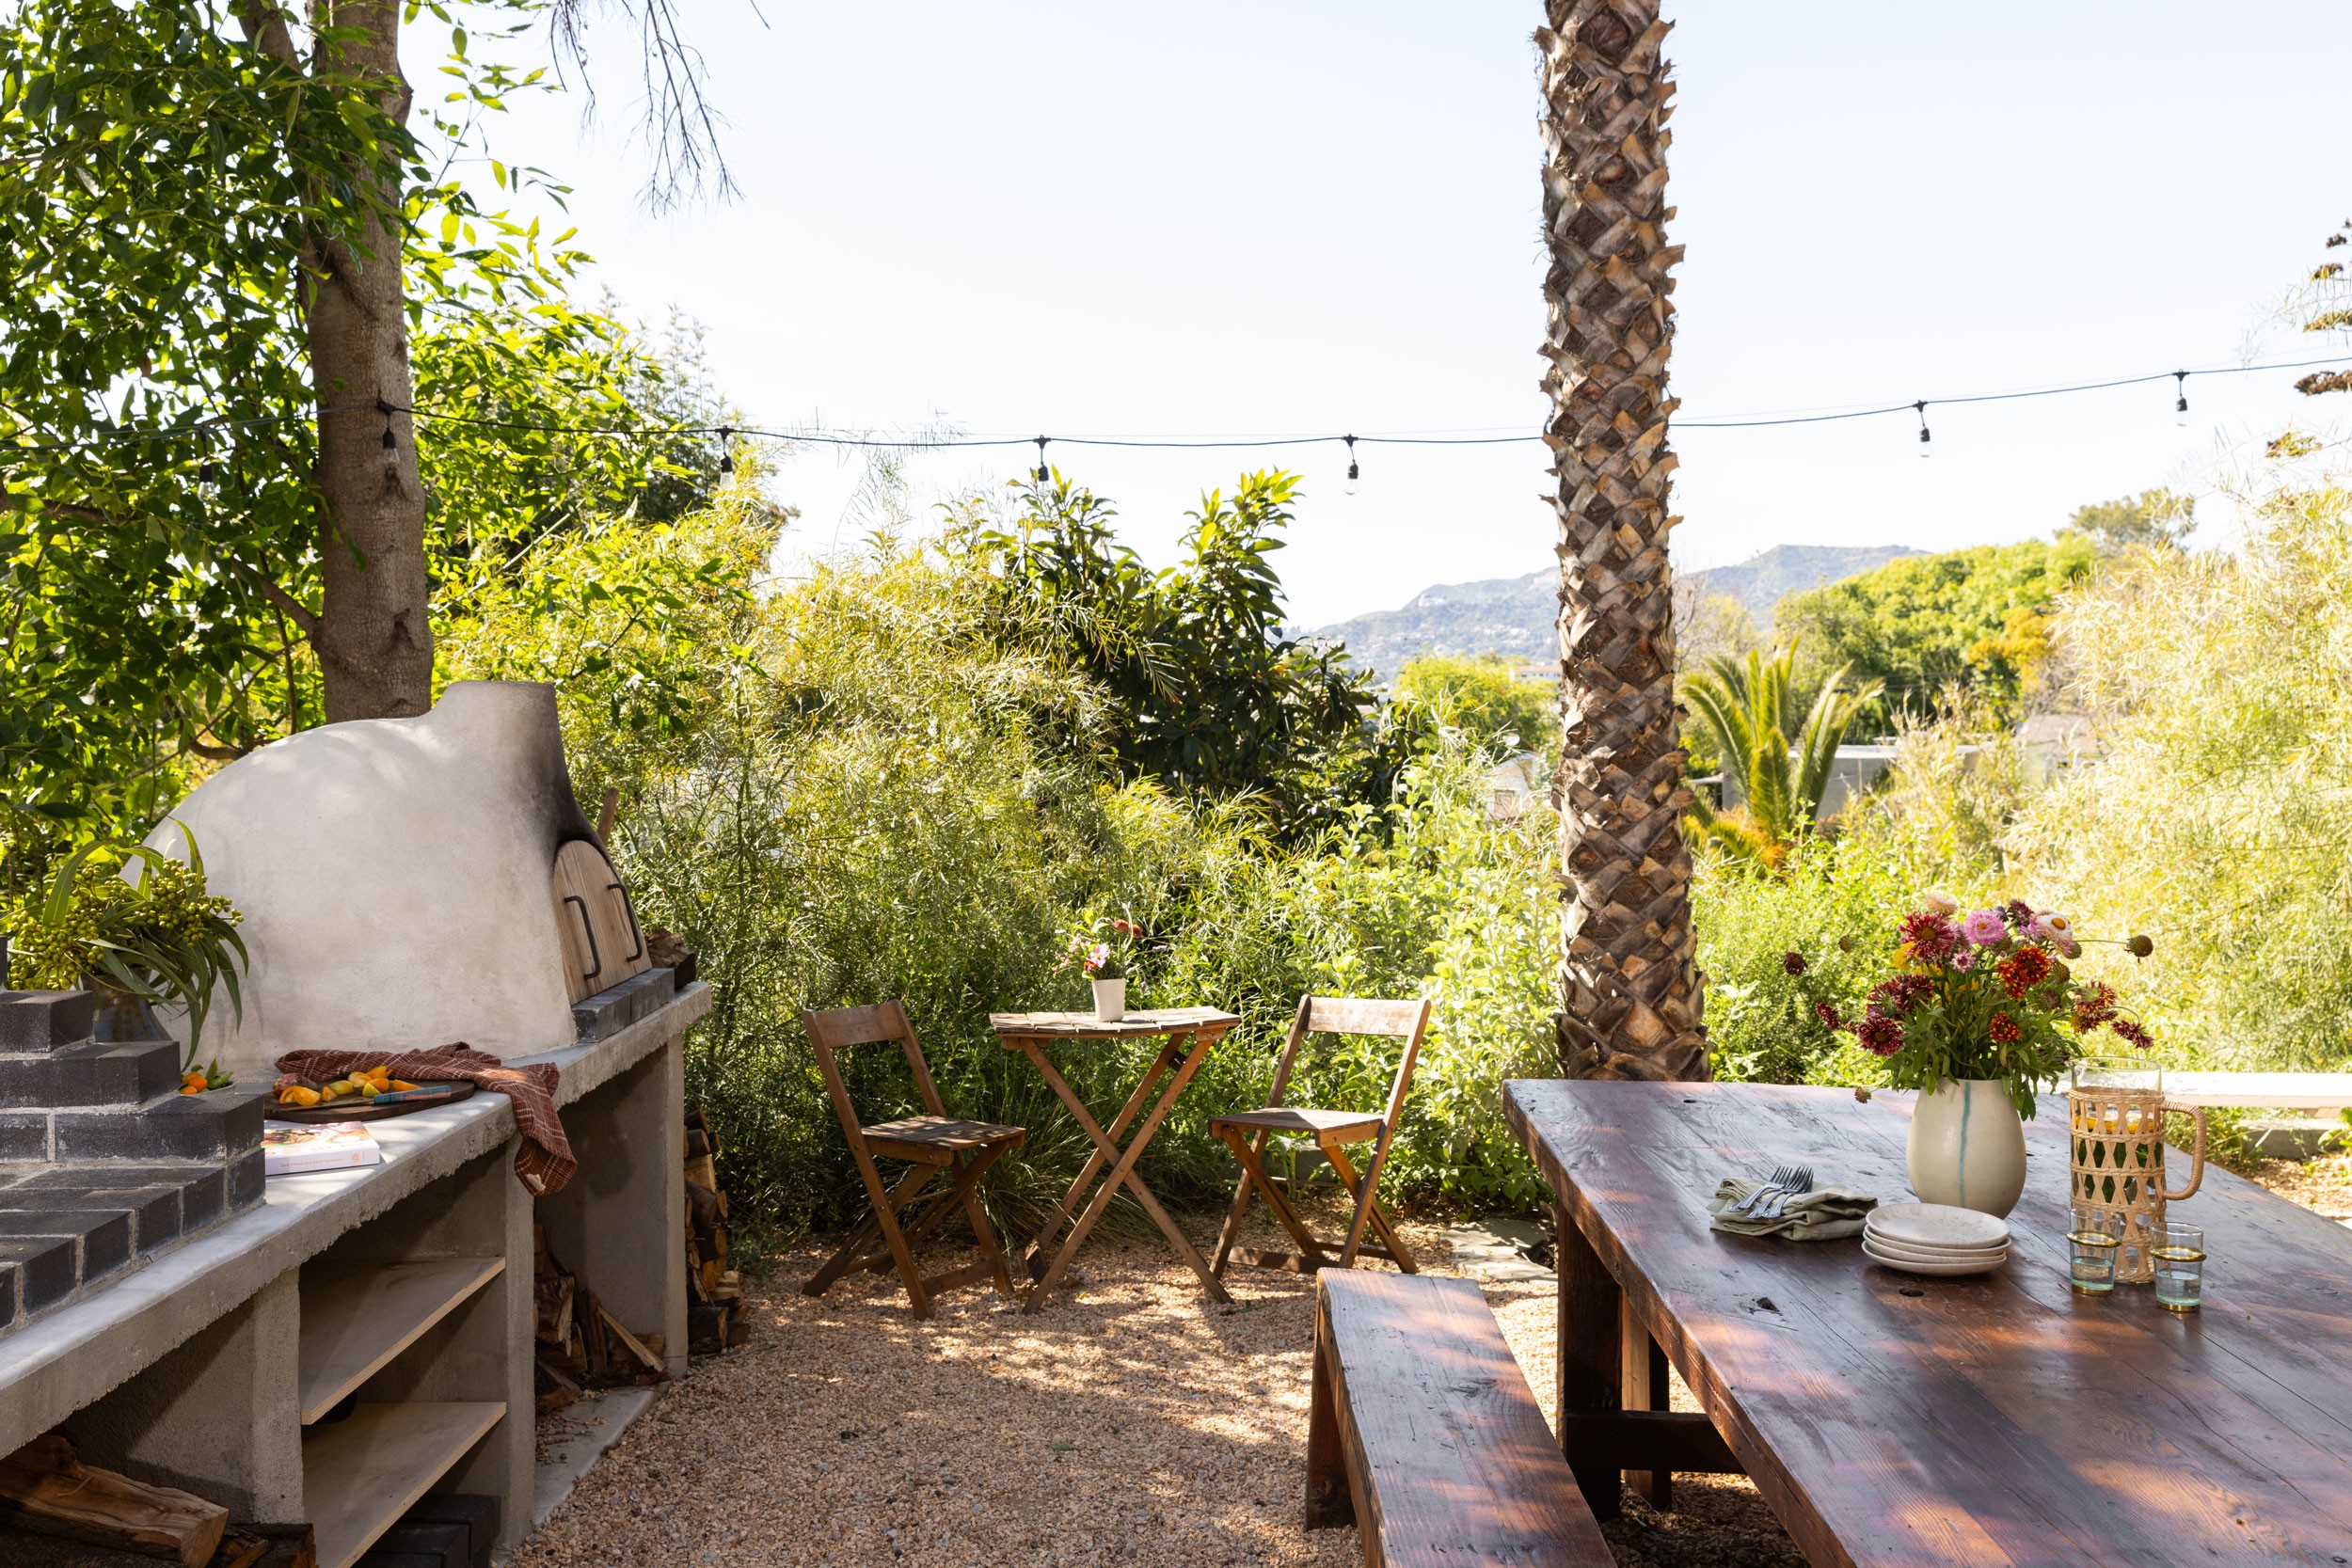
[2152,1222,2206,1312]
[2066,1206,2124,1295]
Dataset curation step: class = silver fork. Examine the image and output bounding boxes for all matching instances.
[1763,1165,1816,1219]
[1735,1164,1800,1215]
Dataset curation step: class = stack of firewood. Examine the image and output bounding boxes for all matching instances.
[532,1228,666,1413]
[684,1107,748,1354]
[0,1433,315,1566]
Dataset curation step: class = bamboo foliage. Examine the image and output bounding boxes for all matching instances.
[1537,0,1707,1080]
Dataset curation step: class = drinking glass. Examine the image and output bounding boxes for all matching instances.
[2153,1222,2206,1312]
[2066,1207,2123,1295]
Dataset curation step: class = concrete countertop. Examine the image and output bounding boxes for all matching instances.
[0,982,710,1455]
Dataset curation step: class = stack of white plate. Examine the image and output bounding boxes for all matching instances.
[1862,1202,2010,1276]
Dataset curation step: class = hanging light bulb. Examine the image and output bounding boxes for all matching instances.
[1343,434,1359,496]
[1033,436,1050,484]
[376,399,397,453]
[196,427,215,485]
[2174,370,2190,427]
[1915,400,1931,458]
[718,426,735,476]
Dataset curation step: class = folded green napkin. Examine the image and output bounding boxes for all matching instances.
[1708,1178,1877,1241]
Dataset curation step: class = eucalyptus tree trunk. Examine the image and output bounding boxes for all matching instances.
[242,0,433,722]
[1537,0,1708,1081]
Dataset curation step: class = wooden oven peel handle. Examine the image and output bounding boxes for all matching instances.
[609,880,644,963]
[564,894,603,982]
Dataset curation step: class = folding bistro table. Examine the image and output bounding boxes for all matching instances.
[1506,1078,2352,1566]
[990,1007,1241,1313]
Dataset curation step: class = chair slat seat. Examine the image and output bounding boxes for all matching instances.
[863,1116,1025,1159]
[1210,1106,1384,1140]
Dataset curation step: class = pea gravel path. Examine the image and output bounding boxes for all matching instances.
[509,1192,1800,1568]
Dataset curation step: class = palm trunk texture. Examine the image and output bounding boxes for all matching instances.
[1538,0,1708,1082]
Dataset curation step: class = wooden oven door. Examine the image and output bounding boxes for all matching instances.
[550,840,652,1004]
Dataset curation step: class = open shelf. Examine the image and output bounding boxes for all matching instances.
[298,1258,505,1424]
[302,1401,505,1568]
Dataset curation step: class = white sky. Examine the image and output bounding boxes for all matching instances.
[453,1,2352,628]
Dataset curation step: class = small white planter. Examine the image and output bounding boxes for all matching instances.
[1091,977,1127,1022]
[1908,1078,2028,1217]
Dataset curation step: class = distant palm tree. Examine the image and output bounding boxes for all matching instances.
[1682,648,1883,865]
[1539,0,1706,1083]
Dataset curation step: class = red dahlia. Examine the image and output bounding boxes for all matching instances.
[1855,1013,1905,1057]
[1997,946,2051,1000]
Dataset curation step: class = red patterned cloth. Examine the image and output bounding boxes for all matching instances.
[275,1044,575,1195]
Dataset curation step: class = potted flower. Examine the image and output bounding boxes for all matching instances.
[1068,915,1147,1022]
[8,832,250,1091]
[1788,894,2154,1216]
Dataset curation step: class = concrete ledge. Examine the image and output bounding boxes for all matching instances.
[0,983,711,1456]
[528,1386,662,1534]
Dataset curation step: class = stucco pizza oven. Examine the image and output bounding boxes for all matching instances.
[146,680,659,1079]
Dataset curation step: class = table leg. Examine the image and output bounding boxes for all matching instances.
[1621,1293,1672,1510]
[1024,1032,1232,1311]
[1019,1037,1172,1275]
[1557,1198,1624,1521]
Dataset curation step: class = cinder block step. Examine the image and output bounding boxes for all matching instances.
[0,1038,182,1108]
[0,990,96,1053]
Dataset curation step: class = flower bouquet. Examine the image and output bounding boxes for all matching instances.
[1067,915,1147,1022]
[1788,894,2154,1215]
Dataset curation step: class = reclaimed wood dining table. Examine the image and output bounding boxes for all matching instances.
[991,1006,1241,1313]
[1505,1078,2352,1567]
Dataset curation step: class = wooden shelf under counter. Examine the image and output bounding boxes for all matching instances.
[301,1401,506,1568]
[296,1258,505,1424]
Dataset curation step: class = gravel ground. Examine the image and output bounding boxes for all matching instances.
[514,1164,2343,1568]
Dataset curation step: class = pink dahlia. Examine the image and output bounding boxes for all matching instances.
[1962,909,2010,947]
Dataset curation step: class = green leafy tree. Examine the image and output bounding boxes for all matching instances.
[1682,647,1881,866]
[1387,655,1555,758]
[0,0,730,841]
[1775,537,2097,722]
[956,470,1376,830]
[2063,489,2195,555]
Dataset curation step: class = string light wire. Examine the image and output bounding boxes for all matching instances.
[0,353,2344,460]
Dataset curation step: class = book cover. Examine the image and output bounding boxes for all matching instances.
[262,1120,384,1176]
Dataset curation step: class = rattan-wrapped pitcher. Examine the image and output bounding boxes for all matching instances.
[2068,1057,2205,1283]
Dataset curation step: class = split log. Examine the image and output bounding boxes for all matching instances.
[596,1304,666,1377]
[0,1436,229,1567]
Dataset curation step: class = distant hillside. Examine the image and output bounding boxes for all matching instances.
[1310,543,1924,679]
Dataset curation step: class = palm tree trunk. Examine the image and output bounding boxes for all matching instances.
[1538,0,1708,1081]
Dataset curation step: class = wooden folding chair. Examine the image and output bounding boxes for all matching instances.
[1208,995,1431,1278]
[800,1001,1024,1319]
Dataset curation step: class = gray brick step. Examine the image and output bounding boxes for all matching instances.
[0,990,96,1053]
[0,1038,182,1108]
[0,1149,265,1332]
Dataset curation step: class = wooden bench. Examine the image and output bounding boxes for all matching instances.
[1307,1270,1613,1566]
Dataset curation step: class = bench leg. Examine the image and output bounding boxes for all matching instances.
[1305,1295,1354,1530]
[1557,1199,1623,1522]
